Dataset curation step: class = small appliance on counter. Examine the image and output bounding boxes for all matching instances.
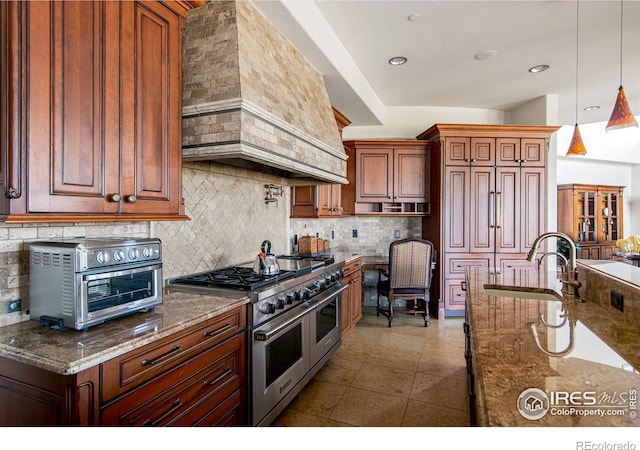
[29,238,163,331]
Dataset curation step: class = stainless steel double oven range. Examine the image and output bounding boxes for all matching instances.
[167,255,346,426]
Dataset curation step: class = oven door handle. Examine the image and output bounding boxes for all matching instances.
[254,283,348,342]
[307,283,349,312]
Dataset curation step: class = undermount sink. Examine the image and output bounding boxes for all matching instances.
[483,285,563,301]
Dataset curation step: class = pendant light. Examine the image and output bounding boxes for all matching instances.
[567,0,587,156]
[605,0,637,131]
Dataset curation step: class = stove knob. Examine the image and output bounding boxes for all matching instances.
[259,303,276,314]
[276,297,285,309]
[330,273,337,282]
[96,250,110,265]
[113,249,125,262]
[142,246,152,258]
[299,288,310,300]
[129,248,139,260]
[286,293,295,304]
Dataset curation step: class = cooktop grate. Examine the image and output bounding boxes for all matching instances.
[169,267,295,291]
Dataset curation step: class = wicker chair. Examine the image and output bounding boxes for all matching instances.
[376,238,435,327]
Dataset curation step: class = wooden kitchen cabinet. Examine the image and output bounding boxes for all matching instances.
[557,184,624,260]
[0,1,189,223]
[0,304,248,426]
[340,257,362,337]
[291,184,342,218]
[342,140,431,215]
[418,124,558,315]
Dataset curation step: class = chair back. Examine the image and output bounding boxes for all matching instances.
[388,238,434,290]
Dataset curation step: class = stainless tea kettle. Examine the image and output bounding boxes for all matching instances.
[254,240,280,275]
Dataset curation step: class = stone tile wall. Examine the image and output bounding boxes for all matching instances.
[181,0,347,184]
[0,223,149,327]
[0,162,290,327]
[290,216,423,257]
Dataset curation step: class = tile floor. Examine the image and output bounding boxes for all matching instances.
[271,306,470,427]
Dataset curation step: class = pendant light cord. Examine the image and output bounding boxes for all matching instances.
[619,0,623,86]
[575,0,579,124]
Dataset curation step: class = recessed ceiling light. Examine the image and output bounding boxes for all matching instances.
[388,56,407,66]
[584,105,600,111]
[528,64,550,73]
[474,50,498,61]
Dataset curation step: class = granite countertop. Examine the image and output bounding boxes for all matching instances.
[466,266,639,427]
[0,288,250,376]
[578,259,640,287]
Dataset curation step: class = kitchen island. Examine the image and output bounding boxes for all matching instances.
[0,289,250,425]
[465,265,639,427]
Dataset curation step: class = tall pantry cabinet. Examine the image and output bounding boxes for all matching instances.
[417,124,559,315]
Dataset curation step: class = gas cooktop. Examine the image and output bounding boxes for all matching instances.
[168,266,296,291]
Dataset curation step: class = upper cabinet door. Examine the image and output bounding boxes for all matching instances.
[27,1,121,213]
[4,0,187,221]
[356,148,393,202]
[444,137,470,166]
[394,148,426,202]
[496,138,546,167]
[120,1,183,214]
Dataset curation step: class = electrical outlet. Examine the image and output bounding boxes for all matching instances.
[6,299,21,314]
[610,291,624,312]
[394,230,400,238]
[352,229,358,238]
[331,230,334,239]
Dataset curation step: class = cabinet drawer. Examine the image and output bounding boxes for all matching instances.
[444,255,490,279]
[101,332,246,425]
[179,387,246,426]
[342,257,362,277]
[101,305,246,401]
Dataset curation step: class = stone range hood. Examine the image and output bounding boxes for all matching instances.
[181,0,348,185]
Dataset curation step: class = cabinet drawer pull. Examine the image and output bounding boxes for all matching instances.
[142,399,183,426]
[140,345,181,366]
[109,193,121,202]
[203,367,232,388]
[203,322,231,338]
[125,194,137,203]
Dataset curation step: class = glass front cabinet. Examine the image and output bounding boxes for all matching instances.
[557,184,624,260]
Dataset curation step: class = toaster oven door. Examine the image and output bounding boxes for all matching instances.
[78,263,163,328]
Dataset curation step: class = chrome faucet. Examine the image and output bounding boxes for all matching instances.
[527,231,581,299]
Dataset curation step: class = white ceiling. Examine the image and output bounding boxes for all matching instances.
[253,0,640,132]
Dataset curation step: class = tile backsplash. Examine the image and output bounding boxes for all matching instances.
[290,216,423,257]
[0,160,423,327]
[0,161,290,327]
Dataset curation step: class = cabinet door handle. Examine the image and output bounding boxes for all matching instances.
[109,193,121,202]
[489,191,495,228]
[142,399,183,426]
[203,322,231,338]
[140,345,181,366]
[495,192,502,229]
[203,367,232,388]
[125,194,137,203]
